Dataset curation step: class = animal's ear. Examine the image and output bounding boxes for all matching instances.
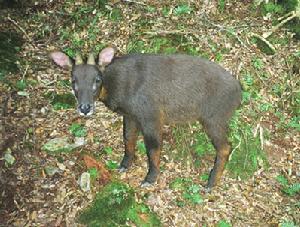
[98,47,115,66]
[50,51,73,69]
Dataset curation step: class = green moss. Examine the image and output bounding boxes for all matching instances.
[42,137,78,154]
[44,92,76,110]
[78,182,161,227]
[78,182,135,226]
[217,220,232,227]
[169,177,193,191]
[69,123,87,137]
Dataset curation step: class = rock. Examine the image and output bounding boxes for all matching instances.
[42,137,82,154]
[78,172,91,192]
[44,166,59,176]
[74,137,85,146]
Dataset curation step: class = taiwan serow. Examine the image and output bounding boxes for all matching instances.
[50,47,242,189]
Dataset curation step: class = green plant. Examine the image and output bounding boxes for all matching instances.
[88,167,98,180]
[283,183,300,196]
[58,79,71,88]
[170,178,203,205]
[69,123,87,137]
[262,2,283,15]
[95,0,107,9]
[252,57,264,70]
[16,79,27,91]
[194,131,215,157]
[280,220,298,227]
[103,146,113,155]
[169,177,193,191]
[276,174,300,196]
[174,4,192,16]
[287,116,300,131]
[217,220,232,227]
[215,52,223,62]
[78,182,161,226]
[45,92,76,110]
[227,111,268,179]
[109,8,122,21]
[106,160,118,170]
[137,140,146,154]
[146,6,156,13]
[78,182,135,226]
[170,125,194,164]
[218,0,226,13]
[182,184,203,205]
[199,174,209,181]
[162,6,170,17]
[3,151,16,167]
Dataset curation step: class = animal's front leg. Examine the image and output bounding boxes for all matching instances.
[119,116,139,172]
[141,121,162,186]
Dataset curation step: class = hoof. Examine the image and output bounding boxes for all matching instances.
[204,186,212,193]
[140,181,154,188]
[118,167,128,173]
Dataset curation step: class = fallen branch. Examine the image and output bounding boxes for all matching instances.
[7,16,36,48]
[142,29,194,36]
[201,15,250,50]
[251,4,300,54]
[263,10,299,38]
[122,0,146,6]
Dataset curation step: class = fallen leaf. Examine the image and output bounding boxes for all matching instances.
[83,155,111,184]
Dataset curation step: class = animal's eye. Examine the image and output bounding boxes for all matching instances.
[96,77,101,83]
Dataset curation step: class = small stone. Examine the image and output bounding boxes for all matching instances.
[78,172,91,192]
[44,166,59,176]
[57,163,66,171]
[74,137,85,146]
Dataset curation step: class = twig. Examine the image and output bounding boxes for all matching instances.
[229,135,242,161]
[259,124,264,151]
[122,0,146,6]
[242,131,249,170]
[6,16,36,48]
[22,65,29,80]
[202,16,250,50]
[263,10,297,38]
[143,30,194,36]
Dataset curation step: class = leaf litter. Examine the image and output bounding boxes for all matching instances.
[0,1,299,226]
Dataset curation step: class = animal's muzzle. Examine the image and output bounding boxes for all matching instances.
[79,104,92,115]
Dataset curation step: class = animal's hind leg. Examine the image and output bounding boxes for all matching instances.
[204,120,231,188]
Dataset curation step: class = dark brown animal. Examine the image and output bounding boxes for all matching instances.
[50,47,242,188]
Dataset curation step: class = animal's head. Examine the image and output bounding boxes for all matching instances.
[50,47,115,116]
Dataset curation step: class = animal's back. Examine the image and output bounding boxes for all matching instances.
[104,54,241,124]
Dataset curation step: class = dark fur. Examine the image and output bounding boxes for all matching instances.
[99,54,241,187]
[61,53,242,188]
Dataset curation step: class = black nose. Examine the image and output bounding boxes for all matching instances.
[79,104,91,115]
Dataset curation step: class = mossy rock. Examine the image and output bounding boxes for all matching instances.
[42,137,79,154]
[78,182,161,227]
[78,182,135,227]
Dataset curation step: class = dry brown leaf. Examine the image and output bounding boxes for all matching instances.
[83,155,111,184]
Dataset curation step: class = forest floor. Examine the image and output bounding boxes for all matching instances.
[0,1,299,226]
